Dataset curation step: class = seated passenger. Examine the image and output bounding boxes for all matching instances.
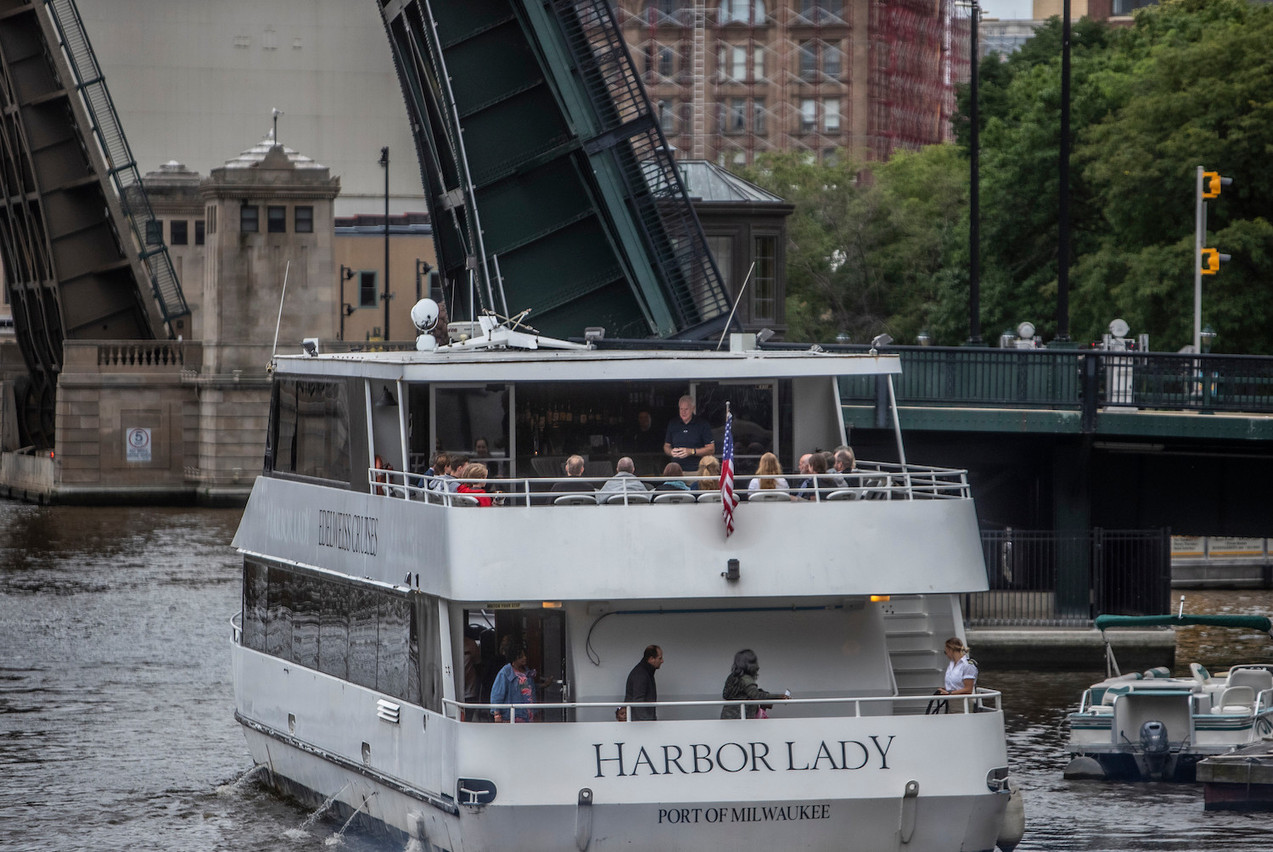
[551,455,592,494]
[795,451,828,501]
[428,453,463,493]
[456,462,493,506]
[830,447,855,489]
[655,462,691,492]
[595,457,651,504]
[747,452,789,497]
[695,455,721,491]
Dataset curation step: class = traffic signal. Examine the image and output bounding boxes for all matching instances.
[1202,171,1232,199]
[1200,247,1230,275]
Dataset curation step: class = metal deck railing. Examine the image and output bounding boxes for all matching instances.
[42,0,190,333]
[442,688,1002,722]
[366,463,972,506]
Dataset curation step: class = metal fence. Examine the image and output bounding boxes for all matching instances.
[964,528,1172,627]
[827,345,1273,418]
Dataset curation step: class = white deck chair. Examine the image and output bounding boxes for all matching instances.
[652,492,696,504]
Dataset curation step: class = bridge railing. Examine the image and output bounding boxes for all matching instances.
[824,345,1273,416]
[965,528,1172,627]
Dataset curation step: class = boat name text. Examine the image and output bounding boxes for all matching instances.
[317,509,379,556]
[658,804,831,824]
[593,737,894,778]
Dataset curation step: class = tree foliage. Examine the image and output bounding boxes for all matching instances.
[751,0,1273,352]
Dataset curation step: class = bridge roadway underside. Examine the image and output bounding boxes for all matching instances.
[844,404,1273,538]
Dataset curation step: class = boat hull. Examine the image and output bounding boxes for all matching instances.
[242,725,1008,852]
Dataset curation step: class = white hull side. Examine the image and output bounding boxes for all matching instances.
[242,727,1008,852]
[236,644,1010,851]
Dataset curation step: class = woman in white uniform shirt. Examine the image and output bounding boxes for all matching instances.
[939,637,977,696]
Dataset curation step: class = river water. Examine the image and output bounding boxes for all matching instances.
[2,501,1271,851]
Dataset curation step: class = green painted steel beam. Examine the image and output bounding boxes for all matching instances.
[842,403,1273,442]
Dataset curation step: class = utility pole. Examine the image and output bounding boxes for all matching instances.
[380,146,391,341]
[1194,166,1232,352]
[968,0,982,345]
[1056,0,1071,342]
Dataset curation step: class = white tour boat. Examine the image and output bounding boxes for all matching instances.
[231,310,1022,850]
[1065,613,1273,782]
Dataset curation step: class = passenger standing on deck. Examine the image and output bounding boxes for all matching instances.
[491,645,536,722]
[939,638,978,696]
[624,645,664,721]
[664,395,714,472]
[721,649,789,719]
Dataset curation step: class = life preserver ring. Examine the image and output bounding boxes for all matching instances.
[374,455,388,495]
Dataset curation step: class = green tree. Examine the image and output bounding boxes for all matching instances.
[742,148,968,345]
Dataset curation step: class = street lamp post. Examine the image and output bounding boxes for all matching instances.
[338,265,355,341]
[379,146,391,341]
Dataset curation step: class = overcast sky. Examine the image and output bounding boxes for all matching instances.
[979,0,1034,19]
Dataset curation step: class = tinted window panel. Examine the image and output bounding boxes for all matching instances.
[318,582,349,679]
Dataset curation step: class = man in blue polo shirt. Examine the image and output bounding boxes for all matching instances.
[663,395,714,472]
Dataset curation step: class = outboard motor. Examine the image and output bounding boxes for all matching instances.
[1140,720,1170,779]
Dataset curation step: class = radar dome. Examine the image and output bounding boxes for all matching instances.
[411,298,440,333]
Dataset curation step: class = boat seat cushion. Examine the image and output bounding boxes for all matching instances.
[1211,685,1255,714]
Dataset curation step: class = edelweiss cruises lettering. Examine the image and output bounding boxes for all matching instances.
[593,736,895,778]
[317,509,379,556]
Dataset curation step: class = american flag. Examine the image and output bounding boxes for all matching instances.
[720,403,738,537]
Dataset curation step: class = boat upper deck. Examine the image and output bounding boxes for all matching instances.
[233,463,988,603]
[273,341,903,383]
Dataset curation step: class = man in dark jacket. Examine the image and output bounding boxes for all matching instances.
[624,644,663,721]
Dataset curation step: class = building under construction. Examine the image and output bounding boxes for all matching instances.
[616,0,969,165]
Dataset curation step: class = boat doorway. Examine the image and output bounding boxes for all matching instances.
[466,606,569,722]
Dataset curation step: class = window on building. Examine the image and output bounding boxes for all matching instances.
[753,235,776,321]
[753,98,767,135]
[822,42,842,79]
[706,234,734,293]
[728,98,747,134]
[359,271,378,308]
[798,41,817,80]
[719,0,764,25]
[195,220,205,245]
[240,204,258,233]
[145,219,162,245]
[799,0,843,23]
[295,206,314,234]
[207,206,217,235]
[823,97,841,133]
[753,46,765,80]
[267,205,286,233]
[799,99,817,133]
[659,99,678,134]
[658,46,675,77]
[170,220,188,245]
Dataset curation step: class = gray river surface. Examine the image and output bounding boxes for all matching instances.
[2,501,1272,851]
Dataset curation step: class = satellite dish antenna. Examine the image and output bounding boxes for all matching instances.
[1109,318,1130,339]
[1016,321,1035,340]
[412,298,440,351]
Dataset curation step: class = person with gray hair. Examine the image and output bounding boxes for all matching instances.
[595,456,650,504]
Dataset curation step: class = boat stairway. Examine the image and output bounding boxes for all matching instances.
[883,599,945,695]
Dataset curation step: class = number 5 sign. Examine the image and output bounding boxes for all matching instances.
[126,427,152,463]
